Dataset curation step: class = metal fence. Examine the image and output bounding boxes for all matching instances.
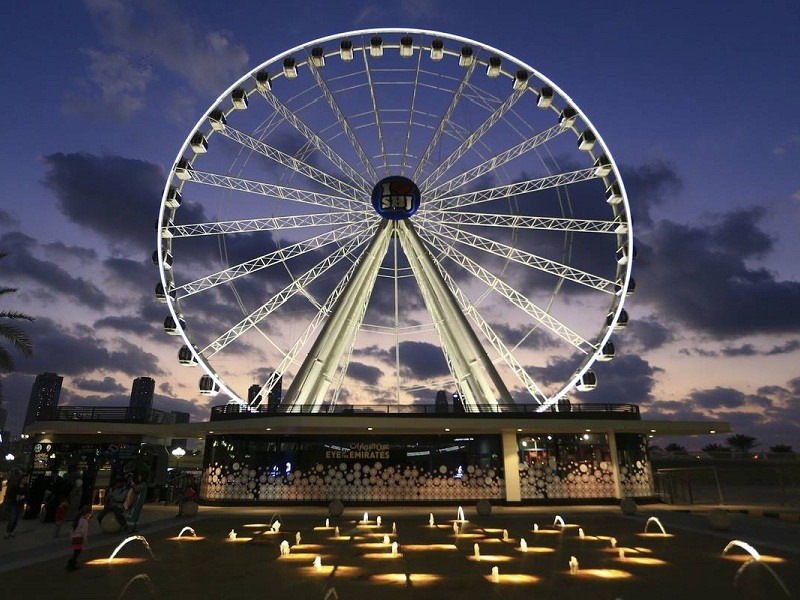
[653,464,800,506]
[36,406,177,424]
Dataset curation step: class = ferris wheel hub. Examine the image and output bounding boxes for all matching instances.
[370,175,421,220]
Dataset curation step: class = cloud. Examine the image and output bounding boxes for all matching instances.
[346,361,383,386]
[16,317,165,378]
[634,207,800,338]
[62,49,152,121]
[42,152,164,251]
[73,376,127,394]
[0,209,20,229]
[621,160,681,229]
[83,0,249,94]
[355,341,450,380]
[623,317,675,352]
[0,232,109,309]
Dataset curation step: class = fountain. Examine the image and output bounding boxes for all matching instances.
[722,540,761,561]
[502,529,509,541]
[533,523,539,532]
[723,540,790,597]
[325,518,329,528]
[177,526,197,538]
[457,506,465,522]
[392,522,397,534]
[271,520,281,533]
[473,543,480,559]
[554,515,566,528]
[491,566,499,583]
[618,548,625,561]
[520,538,528,553]
[610,537,617,548]
[228,529,237,540]
[568,556,579,574]
[108,536,157,562]
[429,513,435,527]
[644,516,667,536]
[391,541,399,557]
[313,556,322,571]
[279,540,290,555]
[376,515,382,527]
[117,573,155,599]
[383,534,390,545]
[363,511,369,523]
[453,521,460,535]
[334,526,340,537]
[578,528,585,540]
[295,531,302,546]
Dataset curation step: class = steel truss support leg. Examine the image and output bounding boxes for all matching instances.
[283,220,392,412]
[397,220,514,411]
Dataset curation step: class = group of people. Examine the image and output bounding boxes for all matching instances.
[96,473,148,533]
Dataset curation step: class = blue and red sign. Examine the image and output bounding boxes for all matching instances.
[371,176,421,220]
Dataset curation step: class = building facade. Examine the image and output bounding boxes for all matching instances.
[24,372,63,427]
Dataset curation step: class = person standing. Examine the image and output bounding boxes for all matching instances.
[126,474,148,532]
[3,473,29,539]
[66,506,92,571]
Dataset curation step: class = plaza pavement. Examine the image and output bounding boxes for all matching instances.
[1,500,798,574]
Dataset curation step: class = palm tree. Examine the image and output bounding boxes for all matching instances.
[0,252,34,400]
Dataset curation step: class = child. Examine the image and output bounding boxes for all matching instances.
[66,506,92,571]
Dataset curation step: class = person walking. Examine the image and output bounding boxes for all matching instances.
[3,473,29,539]
[54,478,83,538]
[66,506,92,571]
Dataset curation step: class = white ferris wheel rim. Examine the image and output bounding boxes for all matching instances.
[156,28,634,409]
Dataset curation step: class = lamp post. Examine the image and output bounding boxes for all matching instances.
[171,446,186,469]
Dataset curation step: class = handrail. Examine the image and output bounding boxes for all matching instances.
[210,402,640,420]
[35,406,178,424]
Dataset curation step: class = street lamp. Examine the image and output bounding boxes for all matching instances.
[171,446,186,469]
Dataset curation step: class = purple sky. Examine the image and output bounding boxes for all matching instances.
[1,0,799,450]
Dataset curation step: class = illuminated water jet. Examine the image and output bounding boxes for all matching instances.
[108,536,156,562]
[458,506,465,522]
[117,573,155,599]
[520,538,528,552]
[610,537,617,548]
[383,534,390,545]
[296,531,301,545]
[474,543,480,559]
[568,556,579,574]
[578,528,585,540]
[644,516,667,536]
[491,566,499,583]
[314,556,322,570]
[391,541,398,557]
[722,540,761,561]
[279,540,290,555]
[554,515,565,528]
[429,513,434,527]
[228,529,237,540]
[177,527,196,538]
[502,529,509,541]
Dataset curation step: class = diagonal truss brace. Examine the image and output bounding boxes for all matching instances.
[420,211,621,234]
[282,220,393,412]
[397,220,514,412]
[167,211,372,238]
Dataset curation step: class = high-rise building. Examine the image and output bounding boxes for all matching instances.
[24,372,63,426]
[129,377,155,421]
[247,375,282,412]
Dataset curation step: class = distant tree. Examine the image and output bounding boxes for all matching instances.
[769,444,793,453]
[726,434,759,452]
[701,443,729,453]
[664,442,686,453]
[1,252,34,402]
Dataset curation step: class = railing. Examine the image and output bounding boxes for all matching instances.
[210,402,640,420]
[36,406,177,424]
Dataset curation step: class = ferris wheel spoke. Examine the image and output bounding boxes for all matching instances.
[202,225,378,358]
[255,87,373,193]
[175,222,368,299]
[419,85,528,191]
[421,210,623,234]
[425,167,600,212]
[306,57,381,183]
[360,48,389,177]
[183,169,363,212]
[167,211,372,238]
[434,264,550,405]
[416,227,594,354]
[418,218,616,294]
[412,60,477,181]
[425,122,567,199]
[216,122,364,198]
[400,48,424,177]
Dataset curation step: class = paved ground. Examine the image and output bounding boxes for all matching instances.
[1,502,798,598]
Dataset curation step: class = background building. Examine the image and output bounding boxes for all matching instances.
[23,372,63,426]
[129,376,155,421]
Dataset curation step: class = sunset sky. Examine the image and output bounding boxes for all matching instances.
[1,0,799,449]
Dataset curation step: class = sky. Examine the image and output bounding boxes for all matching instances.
[1,0,799,450]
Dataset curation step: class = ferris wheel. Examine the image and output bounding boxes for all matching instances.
[155,29,634,413]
